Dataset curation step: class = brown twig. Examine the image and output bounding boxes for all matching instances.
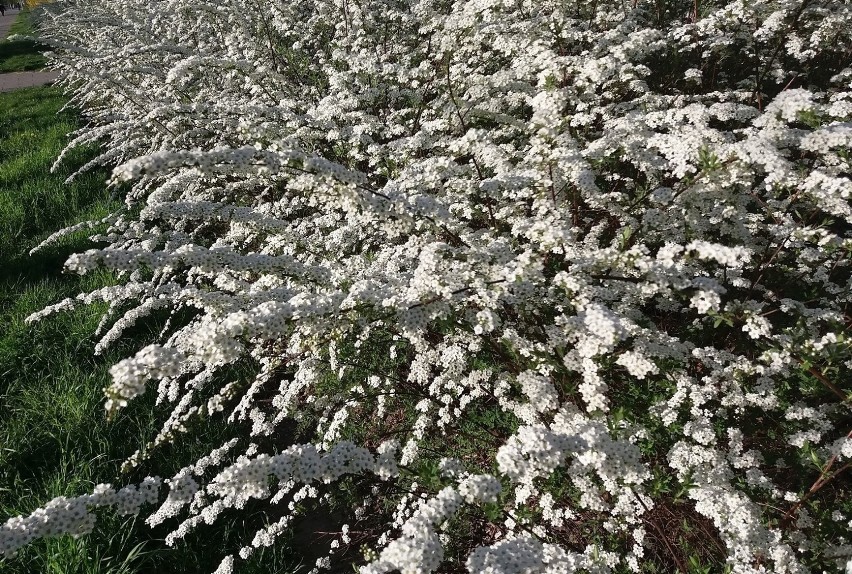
[631,488,687,573]
[752,0,814,106]
[779,429,852,529]
[793,357,850,404]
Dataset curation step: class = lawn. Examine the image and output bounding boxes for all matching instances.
[0,86,306,573]
[0,10,47,73]
[0,85,154,573]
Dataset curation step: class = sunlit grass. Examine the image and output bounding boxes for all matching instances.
[0,86,307,573]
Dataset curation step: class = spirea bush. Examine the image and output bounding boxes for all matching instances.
[3,0,852,572]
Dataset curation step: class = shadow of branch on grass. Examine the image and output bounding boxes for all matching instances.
[0,38,47,72]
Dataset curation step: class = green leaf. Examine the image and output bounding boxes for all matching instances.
[482,502,502,522]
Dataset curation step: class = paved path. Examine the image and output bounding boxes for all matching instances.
[0,7,58,92]
[0,70,59,91]
[0,7,22,41]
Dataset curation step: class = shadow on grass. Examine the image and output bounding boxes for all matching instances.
[0,9,48,73]
[0,37,42,59]
[0,38,46,72]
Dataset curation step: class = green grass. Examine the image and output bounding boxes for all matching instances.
[0,89,111,266]
[0,86,306,573]
[0,9,48,73]
[0,85,147,573]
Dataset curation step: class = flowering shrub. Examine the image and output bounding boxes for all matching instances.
[3,0,852,572]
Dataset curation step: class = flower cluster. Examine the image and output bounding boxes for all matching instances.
[3,0,851,572]
[0,478,161,557]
